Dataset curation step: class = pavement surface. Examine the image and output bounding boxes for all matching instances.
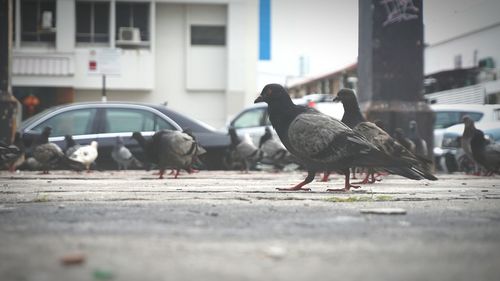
[0,170,500,281]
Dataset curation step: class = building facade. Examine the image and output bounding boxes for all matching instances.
[12,0,258,128]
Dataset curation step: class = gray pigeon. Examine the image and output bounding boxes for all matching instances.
[255,84,436,192]
[259,126,290,170]
[334,88,436,184]
[228,127,263,172]
[0,132,25,172]
[31,127,66,174]
[133,130,205,179]
[111,136,141,170]
[461,116,481,174]
[468,120,500,175]
[409,120,428,158]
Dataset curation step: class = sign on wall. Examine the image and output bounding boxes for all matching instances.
[88,49,122,76]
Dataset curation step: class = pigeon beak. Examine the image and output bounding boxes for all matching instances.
[254,95,264,104]
[332,96,340,102]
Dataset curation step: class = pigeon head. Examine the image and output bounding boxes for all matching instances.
[462,116,475,128]
[116,136,124,145]
[131,132,143,140]
[254,84,291,105]
[409,120,417,130]
[333,88,358,105]
[41,127,52,137]
[393,128,405,139]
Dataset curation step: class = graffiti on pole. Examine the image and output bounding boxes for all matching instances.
[380,0,419,26]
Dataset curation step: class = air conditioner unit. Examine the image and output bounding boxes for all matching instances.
[118,27,141,44]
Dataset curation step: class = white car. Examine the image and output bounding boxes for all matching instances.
[431,103,500,171]
[432,104,500,151]
[437,121,500,173]
[226,94,344,145]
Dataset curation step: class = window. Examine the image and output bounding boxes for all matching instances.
[21,0,56,43]
[434,111,483,129]
[191,25,226,46]
[232,108,267,129]
[76,1,110,44]
[102,108,175,134]
[116,2,149,42]
[32,109,97,137]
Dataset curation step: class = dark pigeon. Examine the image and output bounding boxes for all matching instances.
[468,120,500,175]
[64,135,81,157]
[111,136,141,170]
[409,120,428,158]
[0,132,25,172]
[461,116,482,174]
[393,128,416,153]
[228,127,263,172]
[133,130,205,179]
[334,88,436,184]
[254,84,435,191]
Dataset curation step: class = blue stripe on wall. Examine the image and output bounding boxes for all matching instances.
[259,0,271,60]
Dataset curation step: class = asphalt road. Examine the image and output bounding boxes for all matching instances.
[0,170,499,281]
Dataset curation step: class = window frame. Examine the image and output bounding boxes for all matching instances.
[115,1,150,44]
[190,25,226,46]
[20,0,57,46]
[75,0,111,45]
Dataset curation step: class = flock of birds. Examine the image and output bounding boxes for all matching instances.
[1,84,499,191]
[0,127,205,179]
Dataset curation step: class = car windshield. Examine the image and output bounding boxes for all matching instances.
[232,108,267,129]
[434,111,483,129]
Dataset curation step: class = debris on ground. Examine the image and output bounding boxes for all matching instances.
[60,253,86,265]
[359,208,407,215]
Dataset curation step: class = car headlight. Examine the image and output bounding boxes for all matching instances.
[442,136,459,148]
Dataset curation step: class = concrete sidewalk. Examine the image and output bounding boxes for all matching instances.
[0,170,499,281]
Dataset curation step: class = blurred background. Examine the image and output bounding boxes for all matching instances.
[1,0,500,172]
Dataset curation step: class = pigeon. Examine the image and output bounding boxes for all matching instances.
[228,127,264,172]
[67,141,99,172]
[254,84,435,191]
[393,128,416,153]
[0,132,25,172]
[64,135,81,157]
[31,127,66,174]
[461,116,482,174]
[408,120,428,158]
[133,130,205,179]
[468,120,500,175]
[111,136,141,170]
[258,126,291,170]
[334,88,436,184]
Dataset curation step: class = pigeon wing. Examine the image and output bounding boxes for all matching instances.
[287,112,368,164]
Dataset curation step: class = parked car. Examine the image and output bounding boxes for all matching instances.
[19,102,231,170]
[436,121,500,173]
[432,104,500,150]
[226,94,344,145]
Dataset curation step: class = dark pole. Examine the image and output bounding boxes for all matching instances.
[102,75,107,102]
[0,0,19,144]
[358,0,434,161]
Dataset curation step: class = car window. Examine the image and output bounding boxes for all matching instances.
[102,108,176,133]
[31,108,97,137]
[434,111,483,129]
[233,108,267,129]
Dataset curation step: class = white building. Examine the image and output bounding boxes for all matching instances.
[424,0,500,102]
[12,0,258,128]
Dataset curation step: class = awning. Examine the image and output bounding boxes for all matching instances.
[13,55,74,76]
